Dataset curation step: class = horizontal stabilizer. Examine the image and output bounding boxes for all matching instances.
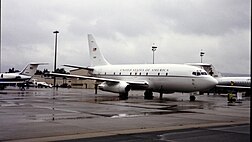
[63,64,94,71]
[216,85,251,89]
[29,62,49,65]
[20,63,48,76]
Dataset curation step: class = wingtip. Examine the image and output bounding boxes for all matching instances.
[29,62,49,65]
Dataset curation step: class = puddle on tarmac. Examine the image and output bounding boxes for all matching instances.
[51,116,95,120]
[80,95,120,103]
[1,89,218,122]
[144,110,196,115]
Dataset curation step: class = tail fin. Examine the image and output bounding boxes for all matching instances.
[88,34,110,66]
[20,63,47,76]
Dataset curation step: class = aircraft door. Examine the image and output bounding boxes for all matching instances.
[192,78,197,90]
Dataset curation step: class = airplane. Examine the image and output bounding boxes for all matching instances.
[28,79,53,88]
[0,63,46,90]
[185,63,251,96]
[49,34,218,101]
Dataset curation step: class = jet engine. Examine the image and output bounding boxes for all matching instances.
[98,81,130,93]
[15,76,21,79]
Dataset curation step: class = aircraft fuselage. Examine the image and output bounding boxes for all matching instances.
[0,73,31,82]
[92,64,217,93]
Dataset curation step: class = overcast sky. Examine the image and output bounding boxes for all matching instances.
[1,0,251,74]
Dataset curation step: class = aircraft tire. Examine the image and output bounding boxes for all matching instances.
[190,95,196,101]
[0,85,6,90]
[119,93,128,100]
[144,90,153,100]
[245,91,250,97]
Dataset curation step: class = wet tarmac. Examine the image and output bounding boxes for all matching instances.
[55,124,250,142]
[0,87,250,142]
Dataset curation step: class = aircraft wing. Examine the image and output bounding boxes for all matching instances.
[216,85,251,89]
[49,73,149,86]
[0,81,26,84]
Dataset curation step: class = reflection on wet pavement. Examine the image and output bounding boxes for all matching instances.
[0,86,250,141]
[0,87,237,122]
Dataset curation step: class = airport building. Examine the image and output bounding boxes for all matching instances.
[32,69,96,89]
[68,69,96,89]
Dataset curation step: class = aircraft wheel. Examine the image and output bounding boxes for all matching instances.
[144,90,153,100]
[245,91,250,97]
[190,95,196,101]
[0,85,6,90]
[119,93,128,100]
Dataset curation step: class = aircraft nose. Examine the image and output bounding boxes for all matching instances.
[208,76,218,88]
[199,76,218,91]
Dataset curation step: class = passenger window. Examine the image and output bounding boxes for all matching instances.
[166,73,168,76]
[130,72,132,75]
[146,73,148,76]
[158,73,160,76]
[192,72,196,76]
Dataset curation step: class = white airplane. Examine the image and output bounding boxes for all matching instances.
[28,79,53,88]
[0,63,46,90]
[50,34,218,100]
[186,63,251,95]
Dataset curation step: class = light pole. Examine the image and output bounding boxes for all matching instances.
[152,43,157,64]
[0,39,1,72]
[53,31,59,87]
[200,49,205,63]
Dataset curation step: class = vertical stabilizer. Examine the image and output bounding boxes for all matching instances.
[20,63,45,76]
[88,34,110,66]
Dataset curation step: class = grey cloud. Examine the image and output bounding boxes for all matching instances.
[151,0,250,35]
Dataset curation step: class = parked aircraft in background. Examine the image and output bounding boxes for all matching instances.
[50,34,217,100]
[0,63,47,90]
[186,63,251,95]
[28,79,53,88]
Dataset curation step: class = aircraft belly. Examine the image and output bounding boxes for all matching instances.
[133,76,194,92]
[97,75,211,93]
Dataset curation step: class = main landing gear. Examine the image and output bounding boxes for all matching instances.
[189,95,196,101]
[0,85,6,90]
[189,92,198,101]
[144,89,154,100]
[119,92,129,100]
[144,88,164,100]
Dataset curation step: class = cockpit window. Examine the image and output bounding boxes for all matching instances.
[196,72,201,76]
[201,72,207,75]
[192,70,207,76]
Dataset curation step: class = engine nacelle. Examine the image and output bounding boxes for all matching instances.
[98,81,130,93]
[15,76,21,79]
